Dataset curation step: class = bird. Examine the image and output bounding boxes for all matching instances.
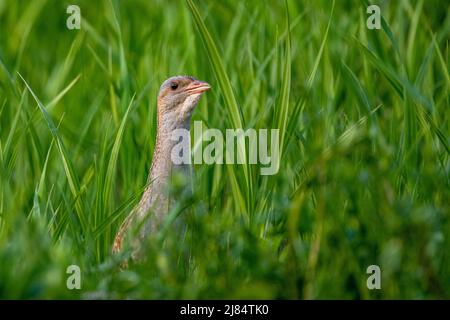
[112,75,210,255]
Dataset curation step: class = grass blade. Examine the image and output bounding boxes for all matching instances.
[19,73,88,234]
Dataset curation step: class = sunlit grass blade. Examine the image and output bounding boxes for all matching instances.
[186,0,244,130]
[37,139,54,198]
[276,0,291,157]
[46,74,81,111]
[104,94,135,207]
[187,0,252,212]
[102,93,135,251]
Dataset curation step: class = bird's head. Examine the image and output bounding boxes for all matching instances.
[157,76,210,123]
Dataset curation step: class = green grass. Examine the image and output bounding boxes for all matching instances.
[0,0,449,299]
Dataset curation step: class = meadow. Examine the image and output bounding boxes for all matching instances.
[0,0,449,299]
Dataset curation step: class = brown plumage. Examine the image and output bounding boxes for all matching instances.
[112,75,210,254]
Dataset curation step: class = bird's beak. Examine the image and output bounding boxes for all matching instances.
[185,80,211,95]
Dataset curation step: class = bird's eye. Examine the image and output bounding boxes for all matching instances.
[170,82,178,90]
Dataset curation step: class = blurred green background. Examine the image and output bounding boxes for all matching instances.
[0,0,449,298]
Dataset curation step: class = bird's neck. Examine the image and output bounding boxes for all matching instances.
[137,110,191,232]
[150,111,190,181]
